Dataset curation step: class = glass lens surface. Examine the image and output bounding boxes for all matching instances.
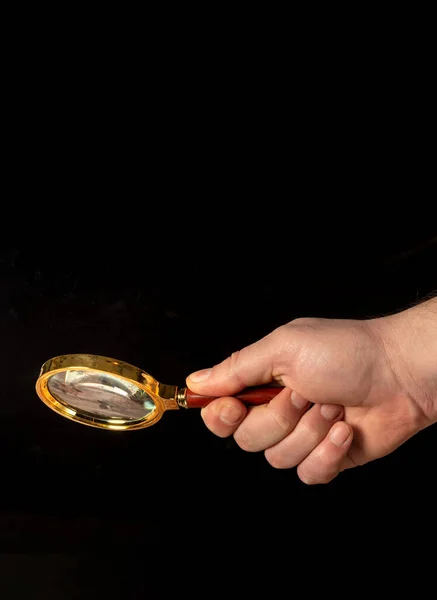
[47,370,156,420]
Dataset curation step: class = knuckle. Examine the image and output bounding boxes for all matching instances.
[227,350,247,387]
[298,472,316,485]
[269,406,293,435]
[266,326,292,355]
[290,316,319,328]
[264,449,290,469]
[298,467,333,485]
[298,449,340,485]
[299,420,321,447]
[201,406,235,438]
[234,429,257,452]
[273,320,322,370]
[200,406,213,426]
[269,325,288,342]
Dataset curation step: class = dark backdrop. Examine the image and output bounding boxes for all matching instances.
[2,214,436,593]
[1,94,436,595]
[3,5,437,592]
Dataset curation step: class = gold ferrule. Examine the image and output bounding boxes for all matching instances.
[176,387,188,409]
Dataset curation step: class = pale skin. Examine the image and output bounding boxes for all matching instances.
[186,298,437,485]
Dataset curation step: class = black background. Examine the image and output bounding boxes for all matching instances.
[1,82,436,595]
[2,207,437,595]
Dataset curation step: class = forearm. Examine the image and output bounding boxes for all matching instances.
[376,297,437,424]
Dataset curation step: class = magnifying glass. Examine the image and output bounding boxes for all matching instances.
[35,354,281,431]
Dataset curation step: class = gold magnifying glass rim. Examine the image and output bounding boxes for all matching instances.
[35,354,180,431]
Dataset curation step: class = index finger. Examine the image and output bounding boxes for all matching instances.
[200,397,248,438]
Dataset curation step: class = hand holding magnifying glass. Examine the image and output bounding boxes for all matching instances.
[35,354,281,431]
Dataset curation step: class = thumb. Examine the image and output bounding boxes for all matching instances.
[186,329,288,396]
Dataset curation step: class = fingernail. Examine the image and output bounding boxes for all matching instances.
[220,405,242,425]
[189,368,212,382]
[330,423,351,447]
[291,391,308,410]
[321,404,342,420]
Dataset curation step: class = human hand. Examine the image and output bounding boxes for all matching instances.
[186,299,437,484]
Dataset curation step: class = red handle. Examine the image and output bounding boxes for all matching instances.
[184,385,282,409]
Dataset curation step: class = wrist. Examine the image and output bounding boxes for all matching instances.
[374,298,437,425]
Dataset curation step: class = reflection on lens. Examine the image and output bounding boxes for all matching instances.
[47,370,156,420]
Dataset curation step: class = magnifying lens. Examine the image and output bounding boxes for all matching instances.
[35,354,281,431]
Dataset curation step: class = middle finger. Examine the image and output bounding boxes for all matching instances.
[233,388,311,452]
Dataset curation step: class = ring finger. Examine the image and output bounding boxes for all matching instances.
[264,403,345,469]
